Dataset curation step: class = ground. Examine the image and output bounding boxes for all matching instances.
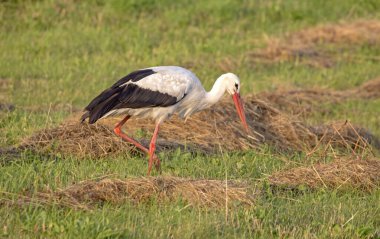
[1,0,380,238]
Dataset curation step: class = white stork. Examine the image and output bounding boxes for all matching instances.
[81,66,248,175]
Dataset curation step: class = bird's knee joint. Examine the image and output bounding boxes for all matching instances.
[114,127,121,135]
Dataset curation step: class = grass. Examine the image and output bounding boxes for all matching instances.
[1,0,380,238]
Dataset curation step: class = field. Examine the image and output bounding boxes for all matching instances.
[1,0,380,238]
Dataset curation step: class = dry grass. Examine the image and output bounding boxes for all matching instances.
[31,176,256,209]
[268,158,380,191]
[7,158,380,210]
[15,97,317,157]
[259,77,380,116]
[6,74,379,159]
[112,97,317,152]
[250,20,380,67]
[19,122,135,159]
[310,121,380,153]
[13,86,379,159]
[277,19,380,46]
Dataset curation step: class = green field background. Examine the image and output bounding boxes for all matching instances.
[1,0,380,238]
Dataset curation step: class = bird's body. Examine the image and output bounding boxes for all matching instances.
[81,66,248,175]
[100,66,205,123]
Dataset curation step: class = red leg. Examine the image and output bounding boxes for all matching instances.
[114,115,148,153]
[147,123,160,176]
[113,116,161,172]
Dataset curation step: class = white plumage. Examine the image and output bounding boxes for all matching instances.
[103,66,201,123]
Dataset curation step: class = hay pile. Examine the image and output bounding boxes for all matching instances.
[17,97,318,156]
[259,77,380,116]
[274,19,380,46]
[268,158,380,191]
[42,177,255,208]
[113,97,318,152]
[310,121,380,152]
[20,122,134,158]
[250,20,380,67]
[8,74,380,158]
[5,159,379,210]
[15,92,379,159]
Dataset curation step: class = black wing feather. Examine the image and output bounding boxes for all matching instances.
[81,69,179,124]
[84,69,157,112]
[88,93,120,124]
[115,84,177,109]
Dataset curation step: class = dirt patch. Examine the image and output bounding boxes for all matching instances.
[28,176,255,209]
[250,20,380,67]
[0,103,15,112]
[268,158,380,191]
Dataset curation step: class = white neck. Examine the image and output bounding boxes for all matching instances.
[203,75,228,109]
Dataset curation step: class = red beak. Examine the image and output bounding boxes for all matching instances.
[232,93,248,132]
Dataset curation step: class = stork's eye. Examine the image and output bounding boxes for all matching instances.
[235,83,239,90]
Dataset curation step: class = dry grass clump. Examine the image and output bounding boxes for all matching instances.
[47,176,255,208]
[15,91,379,159]
[268,158,380,191]
[244,99,317,151]
[250,20,380,67]
[310,121,380,152]
[279,19,380,46]
[115,96,377,153]
[259,77,380,116]
[20,121,135,158]
[352,77,380,99]
[13,77,380,158]
[101,97,318,152]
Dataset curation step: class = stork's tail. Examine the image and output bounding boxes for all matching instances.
[80,85,122,124]
[80,111,90,123]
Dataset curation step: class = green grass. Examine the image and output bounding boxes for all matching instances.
[1,0,380,238]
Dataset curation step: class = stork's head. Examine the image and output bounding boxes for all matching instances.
[221,73,248,132]
[222,73,241,95]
